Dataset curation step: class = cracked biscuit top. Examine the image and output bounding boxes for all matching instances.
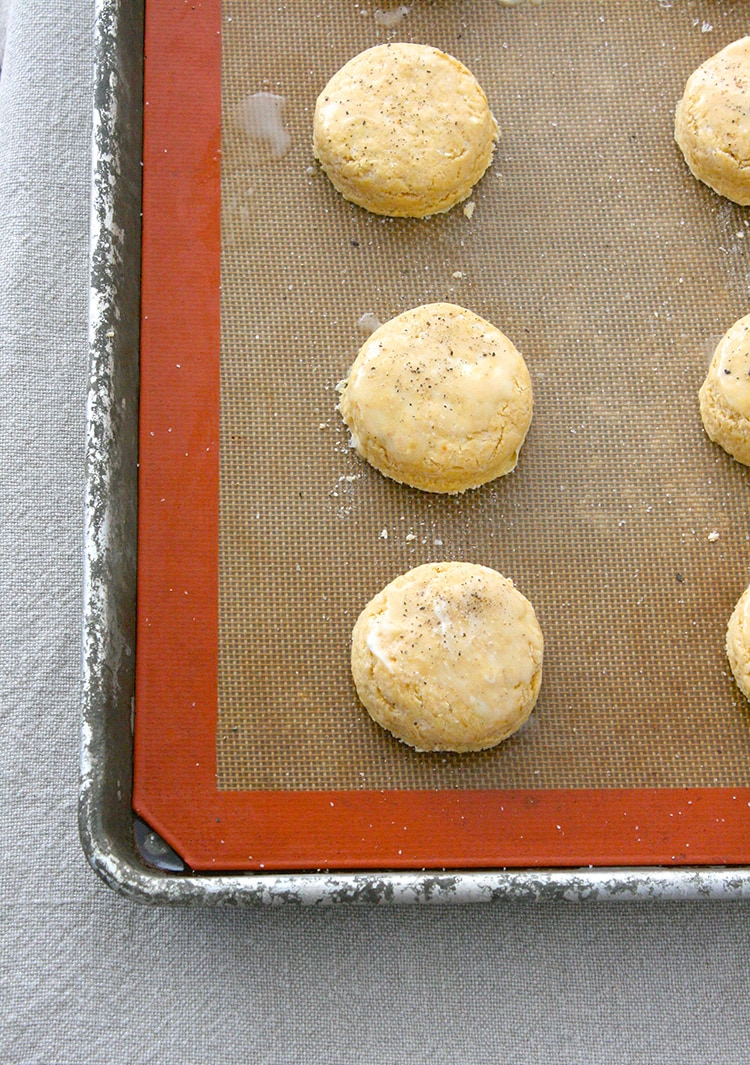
[727,582,750,703]
[351,562,544,753]
[313,43,499,217]
[699,313,750,466]
[675,36,750,205]
[338,302,533,494]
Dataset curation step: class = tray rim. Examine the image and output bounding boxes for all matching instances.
[80,0,750,904]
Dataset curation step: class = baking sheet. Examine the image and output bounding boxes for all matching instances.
[217,0,750,794]
[83,0,750,893]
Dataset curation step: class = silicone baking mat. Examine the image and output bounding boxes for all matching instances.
[134,0,750,870]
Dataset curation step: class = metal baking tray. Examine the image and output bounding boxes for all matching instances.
[80,0,750,903]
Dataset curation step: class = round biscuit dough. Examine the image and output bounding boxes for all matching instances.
[351,562,544,753]
[699,314,750,466]
[726,584,750,701]
[338,303,533,493]
[674,37,750,205]
[313,43,499,217]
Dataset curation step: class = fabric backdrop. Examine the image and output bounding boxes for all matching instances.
[0,0,9,68]
[1,2,749,1063]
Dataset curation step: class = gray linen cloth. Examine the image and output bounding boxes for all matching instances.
[0,1,9,69]
[1,2,750,1063]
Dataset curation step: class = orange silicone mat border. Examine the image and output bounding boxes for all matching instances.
[132,0,750,872]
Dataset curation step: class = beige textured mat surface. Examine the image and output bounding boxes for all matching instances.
[218,0,750,791]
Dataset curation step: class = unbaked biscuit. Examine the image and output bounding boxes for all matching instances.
[351,561,544,753]
[313,43,499,217]
[699,314,750,465]
[674,37,750,205]
[338,303,533,493]
[726,584,750,701]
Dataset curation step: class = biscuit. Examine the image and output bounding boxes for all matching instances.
[699,314,750,465]
[726,584,750,701]
[338,303,533,493]
[674,37,750,205]
[313,43,499,217]
[351,562,544,753]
